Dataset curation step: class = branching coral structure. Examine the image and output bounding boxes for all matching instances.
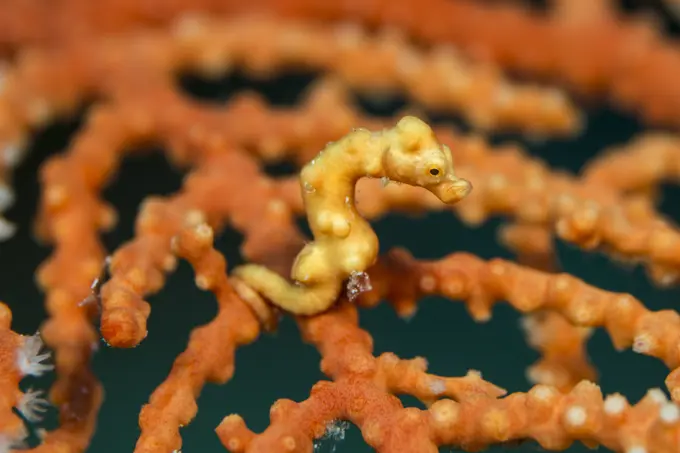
[1,1,680,453]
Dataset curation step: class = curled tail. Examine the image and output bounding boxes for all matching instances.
[232,264,341,315]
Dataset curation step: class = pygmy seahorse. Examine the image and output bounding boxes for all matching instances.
[232,116,472,315]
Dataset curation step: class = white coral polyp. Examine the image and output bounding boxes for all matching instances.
[0,217,15,241]
[0,184,13,212]
[17,388,51,422]
[0,436,10,453]
[15,332,54,377]
[0,431,27,453]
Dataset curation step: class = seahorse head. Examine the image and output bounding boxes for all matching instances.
[382,116,472,204]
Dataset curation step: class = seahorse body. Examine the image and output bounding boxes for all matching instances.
[232,116,472,315]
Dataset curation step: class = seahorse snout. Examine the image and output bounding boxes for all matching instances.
[430,177,472,204]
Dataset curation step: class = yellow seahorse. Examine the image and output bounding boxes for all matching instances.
[232,116,472,315]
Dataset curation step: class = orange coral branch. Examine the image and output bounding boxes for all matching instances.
[217,302,505,453]
[217,301,680,452]
[32,74,680,354]
[0,302,99,453]
[360,248,680,400]
[1,0,679,127]
[134,223,261,453]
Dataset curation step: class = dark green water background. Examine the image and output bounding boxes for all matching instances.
[2,63,680,453]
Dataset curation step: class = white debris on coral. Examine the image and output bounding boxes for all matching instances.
[428,377,447,396]
[346,271,372,302]
[314,420,351,453]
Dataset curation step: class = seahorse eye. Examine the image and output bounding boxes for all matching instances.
[428,167,440,176]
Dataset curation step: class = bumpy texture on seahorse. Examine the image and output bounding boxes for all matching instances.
[232,116,472,315]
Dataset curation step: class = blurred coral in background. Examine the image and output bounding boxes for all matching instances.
[2,1,680,452]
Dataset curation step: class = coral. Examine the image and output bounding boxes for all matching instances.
[0,1,680,452]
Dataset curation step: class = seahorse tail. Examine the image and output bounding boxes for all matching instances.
[232,264,341,315]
